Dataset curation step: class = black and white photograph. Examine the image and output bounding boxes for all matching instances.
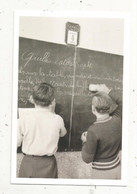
[11,11,129,185]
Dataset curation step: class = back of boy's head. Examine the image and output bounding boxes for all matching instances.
[92,92,116,114]
[32,82,54,107]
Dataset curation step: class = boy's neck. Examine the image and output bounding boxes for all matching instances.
[95,113,110,121]
[35,104,50,110]
[34,103,55,113]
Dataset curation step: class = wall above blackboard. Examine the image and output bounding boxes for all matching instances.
[18,37,123,151]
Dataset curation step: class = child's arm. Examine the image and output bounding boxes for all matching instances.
[60,127,67,137]
[81,129,98,163]
[109,89,122,119]
[17,119,23,147]
[59,117,67,137]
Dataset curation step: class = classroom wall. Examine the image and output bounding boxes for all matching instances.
[19,16,124,55]
[0,0,137,194]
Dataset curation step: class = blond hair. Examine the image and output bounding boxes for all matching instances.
[92,92,116,114]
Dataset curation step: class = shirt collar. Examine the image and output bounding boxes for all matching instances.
[94,116,112,124]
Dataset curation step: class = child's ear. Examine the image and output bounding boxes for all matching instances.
[54,99,56,105]
[29,95,35,104]
[50,99,56,112]
[109,103,118,114]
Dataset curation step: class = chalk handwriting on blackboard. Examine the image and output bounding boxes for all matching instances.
[21,51,51,68]
[21,51,95,70]
[18,97,28,105]
[19,65,122,83]
[19,60,122,102]
[19,66,37,76]
[18,37,123,151]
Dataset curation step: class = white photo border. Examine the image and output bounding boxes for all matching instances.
[11,10,130,186]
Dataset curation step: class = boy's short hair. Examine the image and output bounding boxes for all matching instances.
[92,92,116,114]
[32,82,54,107]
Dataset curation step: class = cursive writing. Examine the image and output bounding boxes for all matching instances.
[21,51,51,68]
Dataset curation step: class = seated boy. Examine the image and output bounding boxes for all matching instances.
[17,82,67,178]
[81,84,122,179]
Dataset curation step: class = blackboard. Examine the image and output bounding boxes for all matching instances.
[18,37,123,151]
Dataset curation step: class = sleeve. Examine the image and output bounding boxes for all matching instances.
[109,89,122,119]
[81,128,98,163]
[17,118,23,147]
[58,117,67,137]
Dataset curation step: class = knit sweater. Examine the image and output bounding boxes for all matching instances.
[82,90,122,163]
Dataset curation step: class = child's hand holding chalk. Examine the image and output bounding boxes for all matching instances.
[89,84,98,92]
[89,84,110,94]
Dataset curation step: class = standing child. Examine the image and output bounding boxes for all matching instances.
[17,82,67,178]
[81,84,122,179]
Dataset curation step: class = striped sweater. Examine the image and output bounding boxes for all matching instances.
[81,90,122,169]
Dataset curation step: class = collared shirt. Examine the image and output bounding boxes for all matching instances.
[17,108,67,156]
